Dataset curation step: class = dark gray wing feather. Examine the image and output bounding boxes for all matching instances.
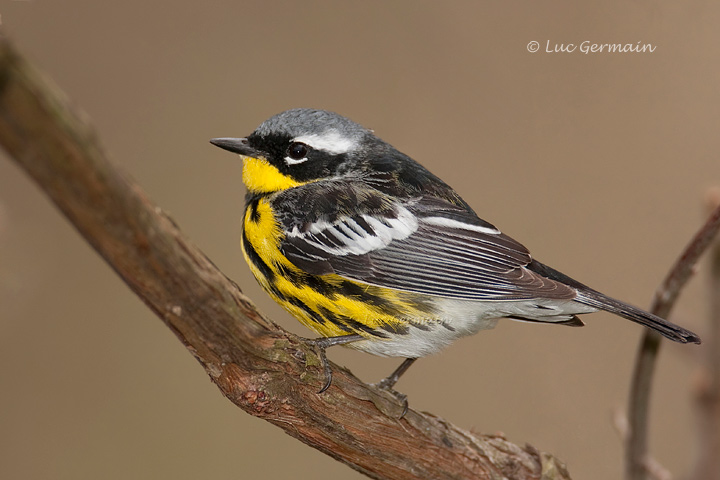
[328,223,576,300]
[276,186,576,301]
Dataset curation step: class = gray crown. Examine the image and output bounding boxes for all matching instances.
[253,108,372,142]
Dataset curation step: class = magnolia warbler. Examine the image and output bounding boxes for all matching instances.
[211,108,700,395]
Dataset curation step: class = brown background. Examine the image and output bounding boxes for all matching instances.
[1,1,718,479]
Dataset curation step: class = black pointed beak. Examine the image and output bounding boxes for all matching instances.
[210,137,263,157]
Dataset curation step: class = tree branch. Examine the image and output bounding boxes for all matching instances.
[625,197,720,480]
[0,33,571,480]
[688,190,720,480]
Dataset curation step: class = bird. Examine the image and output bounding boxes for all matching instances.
[210,108,701,398]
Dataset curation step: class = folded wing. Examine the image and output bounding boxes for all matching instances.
[279,188,576,301]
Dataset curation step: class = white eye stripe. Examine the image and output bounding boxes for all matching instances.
[292,130,357,155]
[284,156,308,165]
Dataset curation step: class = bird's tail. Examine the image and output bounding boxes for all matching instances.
[574,289,700,344]
[527,259,701,344]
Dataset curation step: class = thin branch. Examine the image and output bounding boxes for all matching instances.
[688,190,720,480]
[0,33,572,480]
[625,199,720,480]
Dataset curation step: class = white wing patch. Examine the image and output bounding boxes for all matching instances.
[286,206,418,257]
[421,216,501,235]
[292,130,358,155]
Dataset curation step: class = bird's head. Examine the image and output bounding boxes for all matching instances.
[211,108,378,195]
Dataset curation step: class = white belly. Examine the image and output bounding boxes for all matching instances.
[347,297,597,357]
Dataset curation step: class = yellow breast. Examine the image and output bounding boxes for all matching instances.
[240,197,421,340]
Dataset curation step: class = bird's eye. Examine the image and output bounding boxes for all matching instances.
[287,142,308,161]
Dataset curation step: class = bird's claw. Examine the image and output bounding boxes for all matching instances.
[371,380,410,418]
[304,338,334,393]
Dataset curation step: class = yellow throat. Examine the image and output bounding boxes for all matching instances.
[242,156,306,194]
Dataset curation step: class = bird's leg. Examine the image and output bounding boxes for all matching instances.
[377,357,418,390]
[374,358,418,418]
[304,334,364,393]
